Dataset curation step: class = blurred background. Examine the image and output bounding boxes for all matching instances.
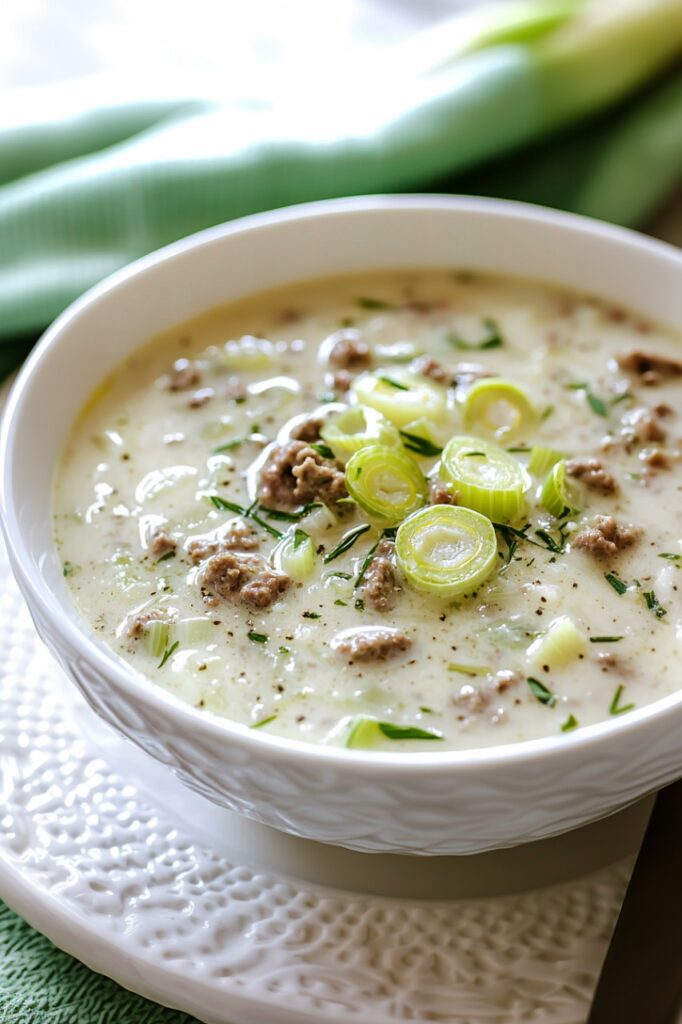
[0,0,680,377]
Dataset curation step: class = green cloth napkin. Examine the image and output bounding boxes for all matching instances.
[0,900,198,1023]
[0,0,681,379]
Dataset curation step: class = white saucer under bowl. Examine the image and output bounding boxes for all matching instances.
[0,532,652,1024]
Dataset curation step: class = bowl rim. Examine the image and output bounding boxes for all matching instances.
[2,192,682,775]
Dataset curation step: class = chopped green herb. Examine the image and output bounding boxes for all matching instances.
[642,589,667,619]
[534,526,569,554]
[62,561,75,577]
[561,714,579,732]
[587,392,608,417]
[302,611,321,619]
[354,597,365,611]
[260,501,323,522]
[507,445,532,453]
[659,552,681,562]
[590,636,624,643]
[610,684,635,716]
[209,495,283,539]
[212,437,244,453]
[604,571,628,595]
[334,599,348,607]
[323,523,371,563]
[463,451,487,458]
[247,631,268,643]
[325,570,353,580]
[447,318,503,350]
[309,442,335,460]
[251,714,277,729]
[293,528,310,551]
[527,677,557,707]
[356,296,393,311]
[566,382,608,417]
[157,640,179,669]
[611,391,633,406]
[157,550,176,563]
[398,431,443,457]
[419,706,434,714]
[277,646,290,655]
[378,375,409,391]
[377,722,443,740]
[354,538,380,589]
[540,405,555,422]
[448,662,490,676]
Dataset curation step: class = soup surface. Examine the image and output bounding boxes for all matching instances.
[54,270,682,750]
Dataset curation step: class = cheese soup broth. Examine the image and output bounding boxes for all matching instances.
[53,270,682,750]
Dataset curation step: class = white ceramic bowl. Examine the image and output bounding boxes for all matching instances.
[2,196,681,855]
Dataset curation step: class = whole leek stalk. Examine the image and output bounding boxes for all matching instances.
[0,0,679,361]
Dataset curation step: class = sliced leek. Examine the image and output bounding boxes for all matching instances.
[540,459,578,517]
[351,368,447,428]
[526,615,587,669]
[143,619,169,658]
[272,527,316,581]
[345,445,427,525]
[528,444,564,476]
[395,505,498,599]
[440,435,530,521]
[346,715,443,748]
[461,378,536,441]
[174,616,213,646]
[320,405,400,463]
[399,418,443,457]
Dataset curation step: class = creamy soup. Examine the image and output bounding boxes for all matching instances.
[53,270,682,750]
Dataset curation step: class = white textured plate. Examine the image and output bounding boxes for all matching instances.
[0,533,652,1024]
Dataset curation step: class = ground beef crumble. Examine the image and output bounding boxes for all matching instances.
[199,549,290,609]
[616,350,682,385]
[411,356,451,383]
[187,520,260,564]
[328,331,372,370]
[361,539,399,611]
[258,440,347,508]
[127,609,165,638]
[167,358,201,391]
[290,417,324,442]
[571,515,640,557]
[332,628,412,661]
[149,527,177,557]
[429,479,458,505]
[566,458,617,494]
[241,568,290,609]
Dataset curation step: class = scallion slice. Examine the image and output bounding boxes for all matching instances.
[528,444,564,476]
[440,435,530,522]
[526,615,586,670]
[461,378,536,441]
[351,369,446,427]
[272,527,316,581]
[395,505,498,599]
[345,445,427,526]
[174,616,212,646]
[320,405,400,463]
[540,459,578,518]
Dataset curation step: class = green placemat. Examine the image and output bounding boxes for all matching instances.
[0,901,199,1024]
